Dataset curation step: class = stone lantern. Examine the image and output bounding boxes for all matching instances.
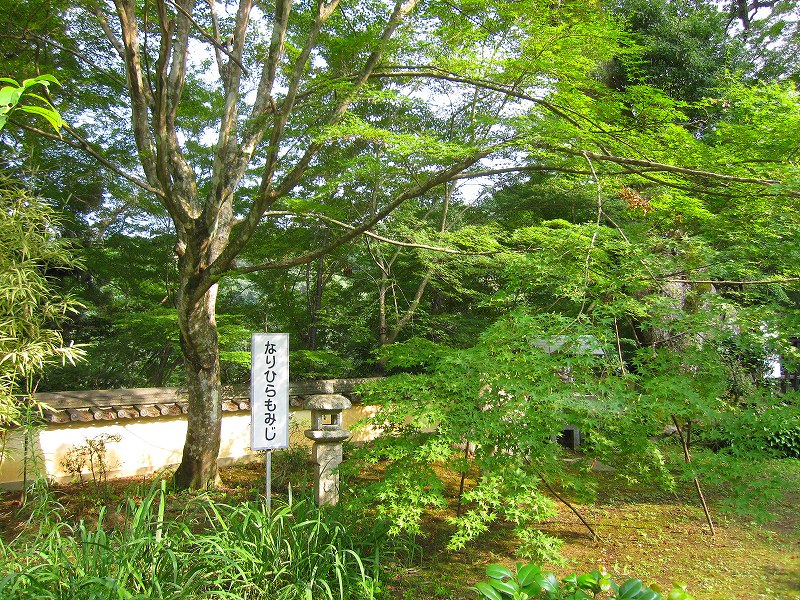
[303,394,351,506]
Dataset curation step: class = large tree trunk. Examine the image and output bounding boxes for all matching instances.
[173,282,223,489]
[172,211,231,489]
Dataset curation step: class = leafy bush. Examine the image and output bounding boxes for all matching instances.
[347,312,668,559]
[472,563,695,600]
[350,307,800,557]
[768,416,800,458]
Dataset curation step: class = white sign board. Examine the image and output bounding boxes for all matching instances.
[251,333,289,450]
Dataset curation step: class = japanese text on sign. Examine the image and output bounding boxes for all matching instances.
[251,333,289,450]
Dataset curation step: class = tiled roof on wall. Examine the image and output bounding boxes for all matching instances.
[32,379,376,424]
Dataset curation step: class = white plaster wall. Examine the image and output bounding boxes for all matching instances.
[0,405,381,489]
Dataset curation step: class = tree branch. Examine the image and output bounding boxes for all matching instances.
[90,7,126,59]
[663,277,800,285]
[370,66,584,128]
[204,0,253,233]
[152,0,199,222]
[205,0,225,74]
[309,215,495,255]
[672,415,715,537]
[113,0,160,189]
[166,0,195,113]
[387,189,447,342]
[538,471,599,541]
[13,120,165,197]
[164,0,250,75]
[560,148,783,187]
[220,150,491,286]
[252,0,291,114]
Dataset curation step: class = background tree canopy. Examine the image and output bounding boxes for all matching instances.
[0,0,798,499]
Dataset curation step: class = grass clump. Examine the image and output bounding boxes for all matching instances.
[0,481,382,599]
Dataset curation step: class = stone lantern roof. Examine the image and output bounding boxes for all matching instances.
[303,394,352,412]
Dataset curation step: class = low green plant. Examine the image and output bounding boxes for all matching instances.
[186,492,382,599]
[257,416,313,491]
[0,482,383,599]
[472,563,695,600]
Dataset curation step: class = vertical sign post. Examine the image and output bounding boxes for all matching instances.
[251,333,289,513]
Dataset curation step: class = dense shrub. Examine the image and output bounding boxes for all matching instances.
[768,418,800,458]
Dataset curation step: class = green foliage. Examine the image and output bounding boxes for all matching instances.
[351,291,800,549]
[290,349,356,380]
[513,529,564,566]
[78,234,179,310]
[472,562,695,600]
[43,309,182,390]
[219,350,251,384]
[348,458,446,539]
[376,337,448,370]
[722,1,800,81]
[219,348,355,383]
[0,177,84,427]
[0,75,64,132]
[608,0,745,102]
[768,416,800,459]
[0,482,383,599]
[39,229,187,390]
[349,311,664,555]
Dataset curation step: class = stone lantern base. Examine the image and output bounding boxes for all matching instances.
[304,394,352,506]
[312,442,343,506]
